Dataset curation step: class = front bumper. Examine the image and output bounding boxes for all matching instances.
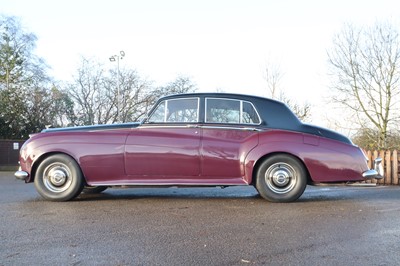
[362,157,383,179]
[15,167,29,181]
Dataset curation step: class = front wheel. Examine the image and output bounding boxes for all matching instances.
[255,154,307,202]
[34,154,84,201]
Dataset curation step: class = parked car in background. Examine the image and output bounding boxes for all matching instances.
[15,93,383,202]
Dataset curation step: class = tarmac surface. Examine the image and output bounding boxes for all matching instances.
[1,171,400,265]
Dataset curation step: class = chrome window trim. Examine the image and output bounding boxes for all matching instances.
[139,124,260,132]
[139,125,199,129]
[164,100,168,122]
[240,100,243,124]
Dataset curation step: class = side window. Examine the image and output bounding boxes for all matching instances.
[148,101,166,123]
[206,98,260,125]
[206,99,240,123]
[148,98,199,123]
[242,101,260,124]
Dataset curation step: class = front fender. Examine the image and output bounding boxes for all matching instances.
[19,142,80,183]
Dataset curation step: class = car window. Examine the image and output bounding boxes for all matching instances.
[206,98,260,124]
[206,98,240,123]
[148,98,199,123]
[242,101,261,124]
[148,101,166,122]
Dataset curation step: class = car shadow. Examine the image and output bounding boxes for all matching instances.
[71,185,400,203]
[75,187,262,202]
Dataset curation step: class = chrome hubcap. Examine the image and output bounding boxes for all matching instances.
[43,163,72,193]
[265,162,297,194]
[49,169,67,186]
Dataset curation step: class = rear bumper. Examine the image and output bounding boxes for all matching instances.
[362,157,383,179]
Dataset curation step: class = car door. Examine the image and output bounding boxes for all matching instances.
[200,98,260,179]
[125,97,201,178]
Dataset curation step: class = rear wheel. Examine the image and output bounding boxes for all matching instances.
[255,154,307,202]
[34,154,84,201]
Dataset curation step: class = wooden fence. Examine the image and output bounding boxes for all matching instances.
[365,150,399,185]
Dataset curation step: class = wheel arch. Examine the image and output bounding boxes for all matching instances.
[30,152,85,183]
[250,152,312,185]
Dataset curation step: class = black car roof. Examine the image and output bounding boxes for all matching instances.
[161,92,280,103]
[157,92,351,144]
[159,92,301,128]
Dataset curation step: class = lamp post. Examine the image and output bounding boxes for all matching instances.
[109,50,125,123]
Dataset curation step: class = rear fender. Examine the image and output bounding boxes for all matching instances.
[244,142,309,184]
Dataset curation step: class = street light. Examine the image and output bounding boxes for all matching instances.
[109,50,125,123]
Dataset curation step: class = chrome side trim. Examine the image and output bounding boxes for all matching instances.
[89,182,246,187]
[139,125,200,129]
[200,125,261,131]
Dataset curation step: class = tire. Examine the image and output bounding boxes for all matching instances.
[82,186,108,194]
[255,154,307,202]
[34,154,84,201]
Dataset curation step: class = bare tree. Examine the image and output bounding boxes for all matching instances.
[263,61,283,99]
[328,21,400,149]
[67,57,152,125]
[263,61,311,121]
[106,68,152,123]
[153,76,197,97]
[352,127,400,150]
[67,57,105,125]
[66,58,197,125]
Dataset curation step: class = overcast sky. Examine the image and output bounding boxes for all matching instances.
[2,0,400,127]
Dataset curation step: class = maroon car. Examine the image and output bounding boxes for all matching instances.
[15,93,383,202]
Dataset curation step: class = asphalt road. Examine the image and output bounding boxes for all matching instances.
[1,171,400,266]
